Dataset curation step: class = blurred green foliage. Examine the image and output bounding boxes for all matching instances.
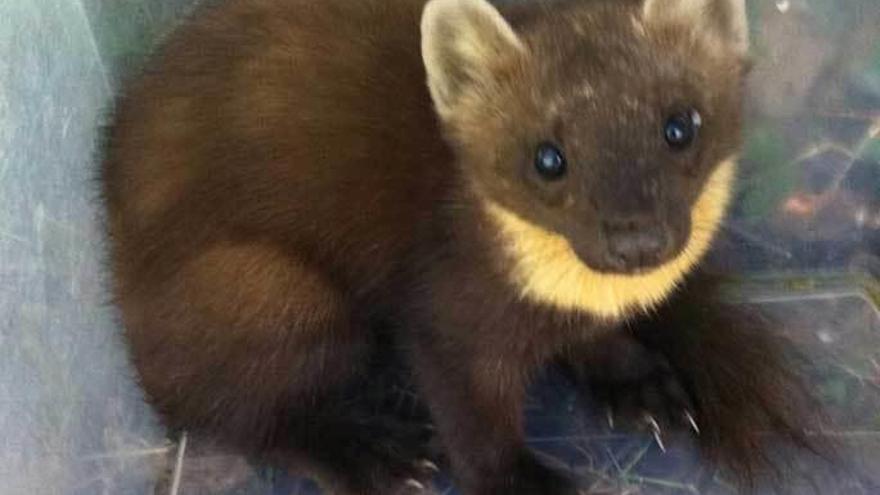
[863,138,880,163]
[736,0,879,226]
[807,0,880,35]
[738,126,797,221]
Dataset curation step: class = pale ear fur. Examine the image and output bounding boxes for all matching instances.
[421,0,525,117]
[642,0,749,54]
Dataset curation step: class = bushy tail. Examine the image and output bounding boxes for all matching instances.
[631,272,839,491]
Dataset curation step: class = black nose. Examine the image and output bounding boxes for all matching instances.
[603,218,671,271]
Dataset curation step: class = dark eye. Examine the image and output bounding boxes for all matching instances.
[534,142,567,180]
[664,110,701,149]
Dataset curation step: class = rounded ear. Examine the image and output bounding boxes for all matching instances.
[642,0,749,55]
[421,0,526,118]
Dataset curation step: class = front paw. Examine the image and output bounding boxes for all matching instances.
[592,354,699,449]
[466,451,580,495]
[326,415,439,495]
[563,334,700,445]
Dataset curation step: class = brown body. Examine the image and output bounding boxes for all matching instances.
[103,0,824,493]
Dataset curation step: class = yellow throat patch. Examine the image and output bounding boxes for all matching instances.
[485,159,736,320]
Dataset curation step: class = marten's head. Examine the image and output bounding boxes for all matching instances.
[422,0,749,320]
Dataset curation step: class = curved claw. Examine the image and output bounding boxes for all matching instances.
[644,414,661,433]
[684,410,700,435]
[416,459,440,473]
[404,478,426,492]
[606,407,615,429]
[644,414,666,453]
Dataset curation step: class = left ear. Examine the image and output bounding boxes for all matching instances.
[642,0,749,55]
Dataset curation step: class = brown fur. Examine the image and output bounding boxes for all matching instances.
[101,0,827,493]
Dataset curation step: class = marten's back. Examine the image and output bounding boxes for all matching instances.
[103,0,451,293]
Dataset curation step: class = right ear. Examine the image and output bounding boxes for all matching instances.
[642,0,749,55]
[421,0,526,118]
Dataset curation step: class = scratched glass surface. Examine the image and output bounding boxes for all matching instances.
[0,0,876,494]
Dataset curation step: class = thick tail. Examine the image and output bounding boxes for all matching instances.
[630,271,839,491]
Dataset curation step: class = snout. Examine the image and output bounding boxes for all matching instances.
[599,217,676,273]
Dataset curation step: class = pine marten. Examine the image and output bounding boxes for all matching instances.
[101,0,826,493]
